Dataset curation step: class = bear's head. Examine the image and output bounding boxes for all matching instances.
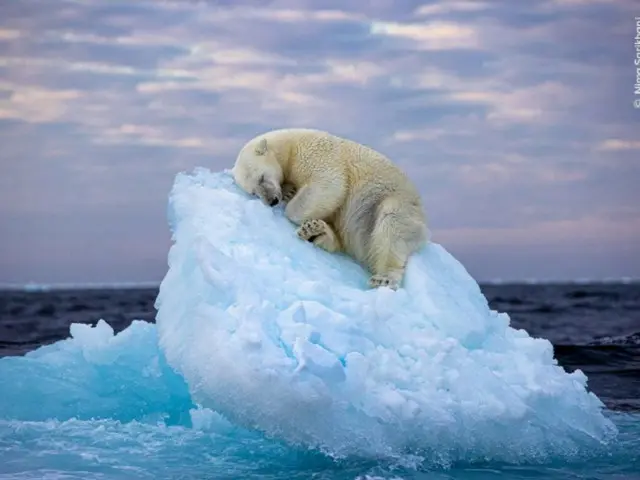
[232,137,283,207]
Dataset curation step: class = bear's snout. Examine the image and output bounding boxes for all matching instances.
[257,189,280,207]
[257,177,282,208]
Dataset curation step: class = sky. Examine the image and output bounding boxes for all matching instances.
[0,0,639,285]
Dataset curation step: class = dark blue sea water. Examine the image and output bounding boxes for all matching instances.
[0,283,638,479]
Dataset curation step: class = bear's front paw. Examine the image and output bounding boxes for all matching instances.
[297,219,327,242]
[281,183,297,204]
[369,274,399,290]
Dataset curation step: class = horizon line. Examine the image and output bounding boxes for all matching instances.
[1,277,639,291]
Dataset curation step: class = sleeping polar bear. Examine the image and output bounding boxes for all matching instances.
[231,128,428,290]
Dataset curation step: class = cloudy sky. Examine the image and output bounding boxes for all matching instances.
[1,0,638,285]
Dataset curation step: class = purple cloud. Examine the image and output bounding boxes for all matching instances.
[0,0,638,283]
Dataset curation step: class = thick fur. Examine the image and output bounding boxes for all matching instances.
[231,128,428,290]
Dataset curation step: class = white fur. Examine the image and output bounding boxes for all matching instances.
[232,128,428,289]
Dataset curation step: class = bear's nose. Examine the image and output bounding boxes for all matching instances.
[269,198,279,207]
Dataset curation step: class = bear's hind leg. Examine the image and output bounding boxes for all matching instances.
[297,219,342,253]
[367,197,426,290]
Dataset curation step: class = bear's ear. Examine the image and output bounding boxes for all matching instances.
[254,138,268,156]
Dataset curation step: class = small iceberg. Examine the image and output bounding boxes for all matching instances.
[152,168,617,464]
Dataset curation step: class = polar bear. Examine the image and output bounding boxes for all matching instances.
[231,128,428,290]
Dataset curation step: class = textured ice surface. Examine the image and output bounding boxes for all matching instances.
[153,168,618,464]
[1,319,638,479]
[0,320,193,424]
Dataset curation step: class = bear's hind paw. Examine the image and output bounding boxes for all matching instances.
[369,274,399,290]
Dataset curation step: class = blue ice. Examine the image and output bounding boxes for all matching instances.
[155,168,617,462]
[1,168,632,479]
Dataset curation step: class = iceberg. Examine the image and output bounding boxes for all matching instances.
[154,168,617,464]
[0,319,193,424]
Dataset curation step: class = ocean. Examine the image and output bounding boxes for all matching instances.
[0,282,638,479]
